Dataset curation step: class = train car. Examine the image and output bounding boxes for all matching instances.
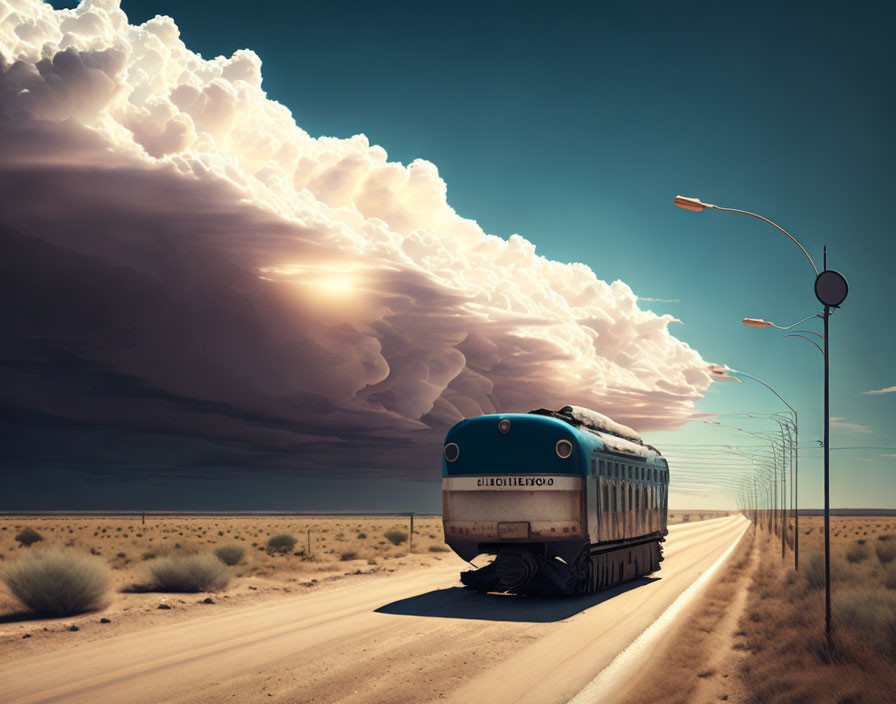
[441,405,669,595]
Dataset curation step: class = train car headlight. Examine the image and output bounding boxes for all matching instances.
[444,442,460,462]
[555,439,573,459]
[498,419,511,434]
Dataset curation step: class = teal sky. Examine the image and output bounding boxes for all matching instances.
[35,0,895,509]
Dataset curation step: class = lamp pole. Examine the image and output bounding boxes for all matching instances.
[714,366,796,560]
[676,196,847,644]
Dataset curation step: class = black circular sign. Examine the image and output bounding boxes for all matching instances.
[815,270,848,307]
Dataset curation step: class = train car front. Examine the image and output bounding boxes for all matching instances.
[441,413,595,594]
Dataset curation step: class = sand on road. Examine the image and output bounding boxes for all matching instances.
[0,515,749,704]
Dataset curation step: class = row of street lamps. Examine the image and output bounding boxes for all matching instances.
[673,195,848,643]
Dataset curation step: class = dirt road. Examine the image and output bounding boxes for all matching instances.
[0,515,748,704]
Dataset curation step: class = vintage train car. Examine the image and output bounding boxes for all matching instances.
[441,405,669,595]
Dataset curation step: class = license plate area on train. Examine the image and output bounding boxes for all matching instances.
[497,521,530,539]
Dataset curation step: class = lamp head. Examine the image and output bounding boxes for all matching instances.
[708,364,742,382]
[674,195,711,212]
[743,318,772,328]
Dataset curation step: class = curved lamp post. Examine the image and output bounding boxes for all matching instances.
[678,195,848,643]
[722,366,797,566]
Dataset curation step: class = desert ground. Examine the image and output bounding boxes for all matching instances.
[0,512,742,703]
[609,515,896,703]
[0,511,727,633]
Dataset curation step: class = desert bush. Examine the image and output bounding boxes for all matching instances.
[804,553,827,589]
[834,586,896,655]
[884,565,896,590]
[876,541,896,565]
[14,527,44,547]
[2,546,110,616]
[428,545,450,552]
[384,529,408,546]
[266,534,297,554]
[340,551,357,561]
[681,514,691,523]
[214,545,246,566]
[357,532,367,539]
[846,543,869,563]
[145,553,230,592]
[803,552,848,589]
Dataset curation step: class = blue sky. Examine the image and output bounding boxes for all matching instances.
[22,0,895,509]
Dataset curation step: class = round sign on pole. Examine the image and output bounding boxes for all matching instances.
[815,270,848,307]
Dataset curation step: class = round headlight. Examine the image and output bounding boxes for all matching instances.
[444,442,460,462]
[555,439,573,459]
[498,419,511,434]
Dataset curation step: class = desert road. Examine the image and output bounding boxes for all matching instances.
[0,515,749,704]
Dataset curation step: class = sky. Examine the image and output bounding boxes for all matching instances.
[1,0,894,511]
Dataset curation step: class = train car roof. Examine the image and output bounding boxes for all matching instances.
[528,406,642,443]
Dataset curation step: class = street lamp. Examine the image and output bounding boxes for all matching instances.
[698,409,784,537]
[743,314,820,330]
[723,366,798,566]
[676,195,848,644]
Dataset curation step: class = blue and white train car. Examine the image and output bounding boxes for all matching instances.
[441,405,669,595]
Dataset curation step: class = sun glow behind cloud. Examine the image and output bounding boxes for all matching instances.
[0,0,712,478]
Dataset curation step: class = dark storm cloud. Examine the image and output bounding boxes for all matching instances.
[0,2,711,491]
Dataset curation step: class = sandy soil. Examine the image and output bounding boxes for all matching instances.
[0,515,748,704]
[0,515,448,645]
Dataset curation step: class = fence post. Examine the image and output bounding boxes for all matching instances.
[307,528,311,557]
[409,513,414,554]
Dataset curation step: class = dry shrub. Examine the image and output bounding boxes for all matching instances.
[14,527,44,547]
[834,586,896,656]
[884,565,896,590]
[384,529,408,546]
[214,545,245,566]
[2,545,110,615]
[429,545,450,552]
[846,543,869,564]
[144,553,230,592]
[266,534,297,554]
[876,541,896,565]
[803,552,848,590]
[340,551,357,561]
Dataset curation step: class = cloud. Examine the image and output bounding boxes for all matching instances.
[0,0,712,480]
[882,454,896,459]
[863,386,896,396]
[637,296,681,303]
[830,418,874,434]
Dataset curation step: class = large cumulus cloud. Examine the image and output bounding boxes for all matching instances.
[0,0,710,480]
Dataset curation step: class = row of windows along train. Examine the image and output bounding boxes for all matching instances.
[440,405,669,595]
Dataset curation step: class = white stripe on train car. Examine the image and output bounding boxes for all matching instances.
[442,476,583,491]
